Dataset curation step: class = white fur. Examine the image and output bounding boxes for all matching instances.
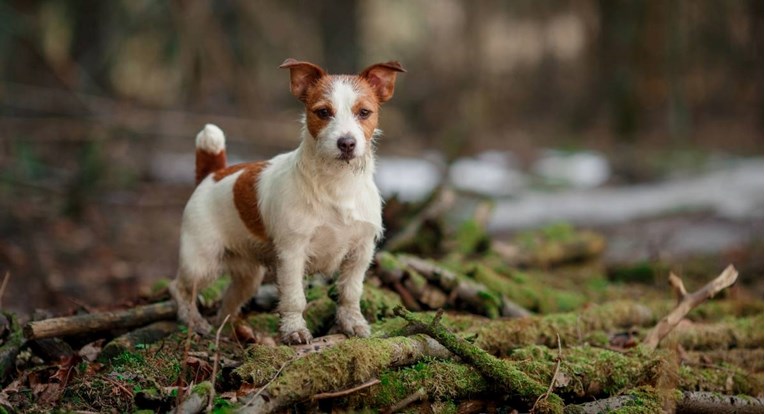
[170,79,383,343]
[195,123,225,154]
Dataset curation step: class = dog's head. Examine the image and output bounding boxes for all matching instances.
[280,59,405,163]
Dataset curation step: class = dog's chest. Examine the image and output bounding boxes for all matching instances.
[305,201,377,272]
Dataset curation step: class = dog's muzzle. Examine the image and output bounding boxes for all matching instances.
[337,136,357,161]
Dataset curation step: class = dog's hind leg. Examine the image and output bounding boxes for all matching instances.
[169,234,222,335]
[217,257,265,324]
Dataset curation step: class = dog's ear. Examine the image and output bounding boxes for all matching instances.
[279,58,327,103]
[359,61,406,103]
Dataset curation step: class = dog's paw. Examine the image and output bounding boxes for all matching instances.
[335,307,371,338]
[279,314,312,344]
[281,328,313,345]
[187,316,213,336]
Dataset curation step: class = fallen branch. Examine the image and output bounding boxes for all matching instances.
[24,301,177,340]
[643,265,738,351]
[394,307,563,413]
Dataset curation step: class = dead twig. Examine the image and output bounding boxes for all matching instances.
[0,272,10,309]
[384,387,427,414]
[206,314,231,413]
[175,282,198,412]
[531,333,562,413]
[312,378,381,400]
[643,265,738,351]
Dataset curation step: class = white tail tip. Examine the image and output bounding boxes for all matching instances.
[195,123,225,153]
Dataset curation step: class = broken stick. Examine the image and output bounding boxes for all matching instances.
[643,265,738,351]
[24,301,177,340]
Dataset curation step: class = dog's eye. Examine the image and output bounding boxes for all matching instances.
[314,108,332,120]
[357,109,372,120]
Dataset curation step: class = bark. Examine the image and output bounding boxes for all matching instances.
[676,391,763,414]
[24,301,177,340]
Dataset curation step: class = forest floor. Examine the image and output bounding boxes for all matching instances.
[0,195,762,413]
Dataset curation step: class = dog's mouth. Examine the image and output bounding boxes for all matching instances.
[337,153,355,163]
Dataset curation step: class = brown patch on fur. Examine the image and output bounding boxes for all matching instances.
[196,149,226,185]
[352,96,380,141]
[226,161,270,240]
[213,163,250,181]
[304,76,336,139]
[209,162,270,241]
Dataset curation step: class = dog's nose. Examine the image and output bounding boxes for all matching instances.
[337,137,356,154]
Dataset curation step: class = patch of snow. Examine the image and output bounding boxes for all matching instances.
[532,149,610,188]
[449,152,526,196]
[375,156,442,202]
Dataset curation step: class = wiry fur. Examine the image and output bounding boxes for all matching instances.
[169,59,404,344]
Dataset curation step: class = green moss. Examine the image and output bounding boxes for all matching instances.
[192,381,213,397]
[376,251,401,272]
[199,276,231,308]
[150,278,171,294]
[453,219,491,254]
[304,296,336,335]
[235,345,297,386]
[467,263,586,314]
[472,301,654,355]
[678,364,762,395]
[247,312,280,334]
[662,314,764,350]
[346,361,487,408]
[250,335,446,408]
[360,284,402,322]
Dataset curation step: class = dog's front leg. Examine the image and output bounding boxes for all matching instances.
[334,239,374,338]
[276,242,312,344]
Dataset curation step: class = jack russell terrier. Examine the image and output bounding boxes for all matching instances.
[169,59,405,344]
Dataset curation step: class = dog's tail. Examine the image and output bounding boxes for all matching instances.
[195,124,227,185]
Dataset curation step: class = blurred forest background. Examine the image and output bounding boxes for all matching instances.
[0,0,762,314]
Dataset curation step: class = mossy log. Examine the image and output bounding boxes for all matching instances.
[237,335,451,413]
[493,224,606,268]
[341,343,760,412]
[376,252,527,318]
[660,314,763,351]
[682,348,763,372]
[394,307,563,413]
[99,321,178,361]
[471,301,654,355]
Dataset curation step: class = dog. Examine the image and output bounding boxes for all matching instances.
[168,58,405,344]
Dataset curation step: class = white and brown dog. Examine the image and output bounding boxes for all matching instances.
[168,59,405,344]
